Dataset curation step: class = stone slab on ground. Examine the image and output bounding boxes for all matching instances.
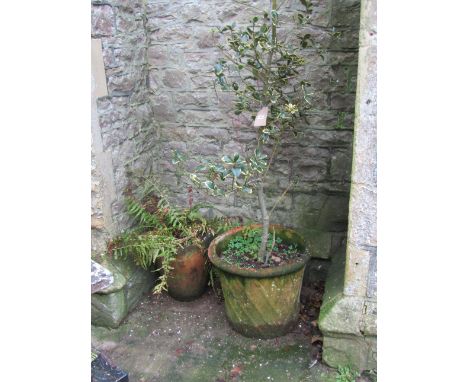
[92,290,347,382]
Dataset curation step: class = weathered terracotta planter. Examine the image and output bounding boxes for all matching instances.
[167,244,209,301]
[208,224,311,338]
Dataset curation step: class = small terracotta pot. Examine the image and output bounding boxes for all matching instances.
[167,244,209,301]
[208,224,311,338]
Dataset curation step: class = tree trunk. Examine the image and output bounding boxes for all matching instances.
[257,182,270,264]
[256,1,277,265]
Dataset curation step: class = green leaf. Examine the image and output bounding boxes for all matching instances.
[189,174,201,185]
[204,181,216,190]
[231,167,241,177]
[214,63,224,76]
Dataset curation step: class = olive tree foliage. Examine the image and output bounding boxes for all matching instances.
[173,0,322,264]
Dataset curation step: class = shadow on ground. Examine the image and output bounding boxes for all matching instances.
[91,288,348,382]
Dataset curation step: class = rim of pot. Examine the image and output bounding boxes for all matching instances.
[207,224,311,278]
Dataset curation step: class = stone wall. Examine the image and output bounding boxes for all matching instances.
[146,0,361,260]
[318,0,377,370]
[91,0,361,261]
[91,0,159,254]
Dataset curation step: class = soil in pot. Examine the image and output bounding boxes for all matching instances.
[220,227,306,269]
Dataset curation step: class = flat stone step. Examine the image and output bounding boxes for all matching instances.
[91,353,128,382]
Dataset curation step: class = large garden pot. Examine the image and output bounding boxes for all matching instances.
[208,224,311,338]
[167,244,209,301]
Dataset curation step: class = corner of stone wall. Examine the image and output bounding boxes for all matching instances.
[91,0,161,256]
[318,0,377,371]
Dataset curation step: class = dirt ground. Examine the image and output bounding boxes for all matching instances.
[92,282,375,382]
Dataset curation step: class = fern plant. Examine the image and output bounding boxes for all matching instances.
[108,176,235,293]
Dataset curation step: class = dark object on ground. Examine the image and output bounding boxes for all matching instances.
[92,352,129,382]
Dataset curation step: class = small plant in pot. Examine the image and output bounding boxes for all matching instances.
[173,1,320,337]
[108,178,227,301]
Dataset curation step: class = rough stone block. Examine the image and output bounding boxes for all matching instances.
[366,248,377,299]
[328,238,345,263]
[330,93,356,112]
[197,30,221,49]
[92,289,127,329]
[347,185,377,247]
[305,130,354,148]
[343,246,371,297]
[365,336,377,369]
[162,69,190,89]
[320,295,364,335]
[97,266,127,295]
[179,109,225,125]
[316,195,350,232]
[125,266,155,311]
[361,300,377,336]
[151,94,177,122]
[305,230,333,259]
[322,335,370,371]
[148,45,184,67]
[92,258,155,329]
[330,148,353,182]
[91,216,106,231]
[329,28,360,50]
[326,51,359,66]
[107,72,139,94]
[91,260,114,294]
[189,75,216,89]
[331,0,361,27]
[116,12,141,33]
[92,5,115,37]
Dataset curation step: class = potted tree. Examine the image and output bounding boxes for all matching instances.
[174,1,318,337]
[109,178,229,301]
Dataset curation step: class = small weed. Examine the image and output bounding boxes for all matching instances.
[335,365,360,382]
[222,228,301,267]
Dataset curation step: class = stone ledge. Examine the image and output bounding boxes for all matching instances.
[318,247,377,370]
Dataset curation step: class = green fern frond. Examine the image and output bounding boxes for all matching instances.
[110,175,238,293]
[125,197,162,229]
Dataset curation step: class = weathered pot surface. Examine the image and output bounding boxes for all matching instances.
[167,244,208,302]
[208,224,311,338]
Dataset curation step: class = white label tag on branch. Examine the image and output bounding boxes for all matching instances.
[254,107,268,127]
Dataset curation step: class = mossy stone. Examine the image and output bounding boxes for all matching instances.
[91,289,128,329]
[125,266,155,310]
[92,257,155,328]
